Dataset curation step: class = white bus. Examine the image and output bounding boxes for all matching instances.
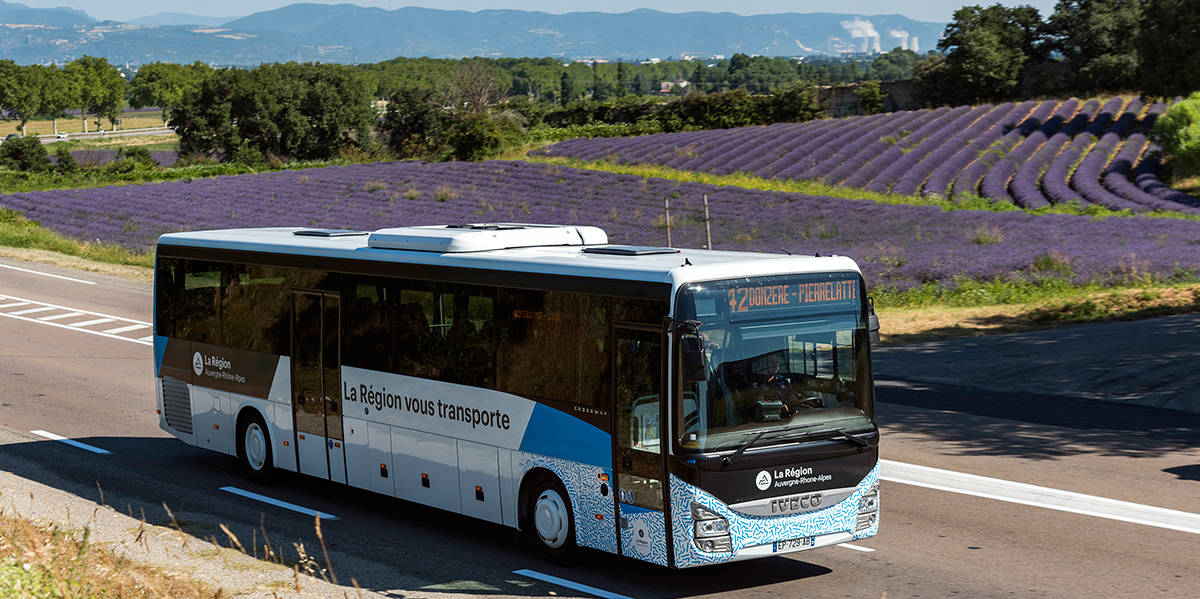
[153,224,880,568]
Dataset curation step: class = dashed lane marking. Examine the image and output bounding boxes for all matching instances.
[220,486,339,520]
[838,543,876,552]
[0,293,151,346]
[882,459,1200,535]
[513,570,633,599]
[31,430,112,455]
[0,262,96,285]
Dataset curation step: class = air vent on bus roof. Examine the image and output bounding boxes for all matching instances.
[582,245,681,256]
[367,224,608,253]
[293,229,368,237]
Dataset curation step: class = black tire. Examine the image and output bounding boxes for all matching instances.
[524,474,578,565]
[237,412,275,484]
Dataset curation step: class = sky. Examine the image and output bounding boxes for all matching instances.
[26,1,1060,25]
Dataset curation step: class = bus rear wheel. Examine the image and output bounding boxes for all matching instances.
[525,475,578,564]
[238,412,275,484]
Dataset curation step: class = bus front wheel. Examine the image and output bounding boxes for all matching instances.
[525,475,578,564]
[237,412,275,484]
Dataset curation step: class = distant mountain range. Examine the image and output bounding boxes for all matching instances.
[0,1,944,66]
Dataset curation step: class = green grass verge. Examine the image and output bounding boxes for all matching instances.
[0,159,355,195]
[0,208,153,268]
[525,155,1200,221]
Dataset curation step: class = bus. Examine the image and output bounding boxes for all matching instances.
[153,223,880,568]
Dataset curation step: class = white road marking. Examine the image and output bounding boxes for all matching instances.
[30,430,111,455]
[138,335,153,342]
[881,460,1200,535]
[837,543,876,552]
[70,317,116,327]
[38,311,83,321]
[219,486,339,520]
[9,306,55,316]
[0,262,96,285]
[0,294,151,346]
[0,302,29,309]
[513,570,633,599]
[102,323,148,334]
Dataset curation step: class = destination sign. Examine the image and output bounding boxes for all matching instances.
[726,279,858,314]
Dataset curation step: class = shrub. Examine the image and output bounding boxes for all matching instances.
[52,146,77,173]
[0,136,51,172]
[1153,91,1200,178]
[448,111,525,161]
[229,140,267,167]
[116,146,156,166]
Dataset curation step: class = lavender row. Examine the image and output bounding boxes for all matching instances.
[535,96,1199,211]
[6,160,1200,293]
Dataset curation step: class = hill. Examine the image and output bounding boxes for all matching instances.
[0,4,942,65]
[0,0,92,27]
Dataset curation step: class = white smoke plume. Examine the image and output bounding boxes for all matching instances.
[888,29,909,51]
[840,17,879,40]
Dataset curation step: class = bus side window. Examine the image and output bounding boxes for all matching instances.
[182,264,221,345]
[499,289,578,403]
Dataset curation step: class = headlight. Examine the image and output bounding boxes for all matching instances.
[858,488,878,513]
[691,502,732,552]
[856,486,879,532]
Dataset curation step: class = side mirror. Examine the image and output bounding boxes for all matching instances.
[867,297,880,344]
[680,335,707,382]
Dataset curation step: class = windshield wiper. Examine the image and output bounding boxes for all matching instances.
[721,422,830,466]
[777,427,872,448]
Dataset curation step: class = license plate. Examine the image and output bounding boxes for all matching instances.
[774,536,815,552]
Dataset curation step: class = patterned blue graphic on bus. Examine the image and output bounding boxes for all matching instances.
[670,465,880,567]
[619,504,669,566]
[516,453,617,554]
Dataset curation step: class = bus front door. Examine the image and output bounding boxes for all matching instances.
[291,290,347,484]
[613,326,669,566]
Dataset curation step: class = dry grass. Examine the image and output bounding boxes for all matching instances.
[1,111,167,137]
[878,284,1200,344]
[0,508,218,598]
[45,133,180,152]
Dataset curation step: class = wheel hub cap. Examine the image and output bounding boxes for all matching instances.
[246,423,266,470]
[534,490,568,548]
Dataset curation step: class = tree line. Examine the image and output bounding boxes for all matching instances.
[0,56,126,135]
[915,0,1199,105]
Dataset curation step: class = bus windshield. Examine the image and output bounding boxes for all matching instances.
[674,273,874,453]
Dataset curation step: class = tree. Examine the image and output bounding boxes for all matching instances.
[559,72,573,106]
[591,61,609,101]
[64,56,125,131]
[854,80,887,115]
[172,63,374,162]
[616,60,629,97]
[4,65,45,136]
[129,61,212,119]
[381,87,450,159]
[1137,0,1200,98]
[929,4,1045,104]
[1153,91,1200,178]
[446,60,507,113]
[1047,0,1142,92]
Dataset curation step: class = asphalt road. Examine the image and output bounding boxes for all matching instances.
[1,256,1197,598]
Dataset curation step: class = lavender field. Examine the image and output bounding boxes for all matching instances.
[3,160,1200,292]
[534,97,1200,213]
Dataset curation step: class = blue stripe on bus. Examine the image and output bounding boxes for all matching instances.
[619,503,662,515]
[519,403,610,467]
[154,335,167,377]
